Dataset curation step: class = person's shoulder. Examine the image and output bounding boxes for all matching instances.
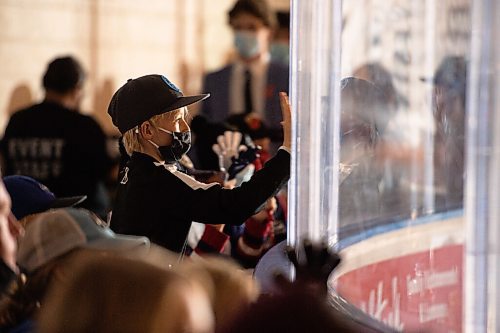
[77,112,100,125]
[11,102,74,122]
[8,102,41,119]
[205,64,233,79]
[68,112,104,131]
[4,103,42,132]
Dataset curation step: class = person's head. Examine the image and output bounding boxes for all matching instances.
[340,77,384,148]
[180,256,260,328]
[108,74,209,162]
[226,113,271,153]
[228,0,276,60]
[433,56,467,100]
[16,208,150,275]
[353,62,398,109]
[218,289,360,333]
[431,56,467,137]
[38,254,214,333]
[42,56,85,110]
[0,208,150,327]
[3,175,86,225]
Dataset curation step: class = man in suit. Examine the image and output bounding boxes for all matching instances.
[196,0,288,170]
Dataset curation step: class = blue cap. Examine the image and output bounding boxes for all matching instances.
[3,175,87,220]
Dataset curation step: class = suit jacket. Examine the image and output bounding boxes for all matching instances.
[201,62,289,130]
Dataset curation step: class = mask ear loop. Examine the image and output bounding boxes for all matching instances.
[158,127,174,135]
[136,125,161,149]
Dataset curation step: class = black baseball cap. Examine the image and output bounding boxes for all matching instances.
[108,74,210,134]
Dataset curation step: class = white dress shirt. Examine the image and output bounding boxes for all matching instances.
[229,53,270,118]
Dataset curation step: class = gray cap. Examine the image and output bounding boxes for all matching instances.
[17,208,150,272]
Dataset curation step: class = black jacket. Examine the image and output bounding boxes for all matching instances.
[110,149,290,252]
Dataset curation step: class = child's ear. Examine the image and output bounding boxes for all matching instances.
[139,122,154,139]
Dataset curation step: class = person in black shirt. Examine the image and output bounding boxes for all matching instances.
[107,74,291,254]
[0,56,112,218]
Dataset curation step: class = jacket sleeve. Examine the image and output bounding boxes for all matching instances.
[234,216,274,268]
[192,225,229,256]
[173,149,290,225]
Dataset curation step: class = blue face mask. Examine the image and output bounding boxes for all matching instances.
[270,42,289,65]
[234,31,261,58]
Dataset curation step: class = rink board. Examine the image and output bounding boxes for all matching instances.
[334,211,464,332]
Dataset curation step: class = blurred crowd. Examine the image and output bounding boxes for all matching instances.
[0,0,467,332]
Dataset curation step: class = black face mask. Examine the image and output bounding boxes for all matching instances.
[150,128,191,163]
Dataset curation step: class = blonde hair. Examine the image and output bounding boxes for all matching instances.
[180,256,260,327]
[135,245,260,329]
[122,112,175,156]
[38,252,214,333]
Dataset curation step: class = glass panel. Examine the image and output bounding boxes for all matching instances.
[464,0,500,331]
[288,0,342,246]
[286,0,498,331]
[334,1,470,331]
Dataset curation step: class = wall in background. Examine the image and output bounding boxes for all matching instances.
[0,0,288,134]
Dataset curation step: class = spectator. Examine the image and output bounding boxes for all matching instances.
[338,77,385,228]
[225,113,273,164]
[353,62,399,113]
[195,0,288,170]
[180,256,260,329]
[0,208,149,331]
[0,56,113,219]
[38,253,213,333]
[353,63,400,138]
[430,56,467,210]
[107,74,291,255]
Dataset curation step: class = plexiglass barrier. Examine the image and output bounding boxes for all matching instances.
[288,0,499,331]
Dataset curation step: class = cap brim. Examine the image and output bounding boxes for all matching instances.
[420,76,435,83]
[87,229,151,253]
[161,93,210,114]
[50,195,87,209]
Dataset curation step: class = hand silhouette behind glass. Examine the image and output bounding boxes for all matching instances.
[275,239,341,296]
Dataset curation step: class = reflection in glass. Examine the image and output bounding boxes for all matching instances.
[289,0,475,331]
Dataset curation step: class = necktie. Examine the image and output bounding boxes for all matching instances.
[244,69,253,114]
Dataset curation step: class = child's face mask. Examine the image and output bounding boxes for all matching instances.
[149,127,191,163]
